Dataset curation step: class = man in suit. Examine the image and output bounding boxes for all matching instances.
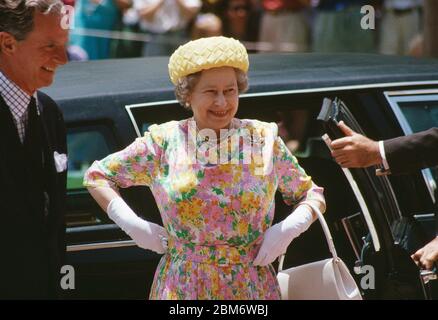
[330,121,438,271]
[0,0,68,298]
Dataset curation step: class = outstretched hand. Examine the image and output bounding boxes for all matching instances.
[330,121,382,168]
[411,236,438,270]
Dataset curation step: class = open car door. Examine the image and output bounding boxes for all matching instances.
[318,97,432,299]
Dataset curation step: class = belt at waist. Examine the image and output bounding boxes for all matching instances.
[167,238,260,266]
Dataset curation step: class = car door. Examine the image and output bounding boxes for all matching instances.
[318,96,428,299]
[383,89,438,297]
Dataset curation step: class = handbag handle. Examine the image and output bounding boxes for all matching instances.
[278,201,339,272]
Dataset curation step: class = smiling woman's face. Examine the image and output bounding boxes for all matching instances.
[188,66,239,134]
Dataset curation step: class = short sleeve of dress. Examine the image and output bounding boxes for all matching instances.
[83,124,164,189]
[274,136,325,210]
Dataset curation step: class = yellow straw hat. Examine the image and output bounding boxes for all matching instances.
[168,36,249,85]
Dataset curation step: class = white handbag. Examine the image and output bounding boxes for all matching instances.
[277,202,363,300]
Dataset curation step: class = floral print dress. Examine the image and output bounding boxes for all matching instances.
[83,118,325,300]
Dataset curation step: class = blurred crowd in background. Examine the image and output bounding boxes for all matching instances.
[64,0,435,61]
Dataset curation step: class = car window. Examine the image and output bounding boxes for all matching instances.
[399,100,438,182]
[141,122,150,133]
[400,101,438,131]
[385,91,438,204]
[126,102,192,137]
[397,98,438,186]
[67,125,116,190]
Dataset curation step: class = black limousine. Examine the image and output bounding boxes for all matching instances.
[43,53,438,299]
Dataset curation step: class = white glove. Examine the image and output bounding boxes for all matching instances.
[107,197,168,254]
[253,204,314,266]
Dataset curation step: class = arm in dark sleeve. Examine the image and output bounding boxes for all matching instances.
[384,127,438,175]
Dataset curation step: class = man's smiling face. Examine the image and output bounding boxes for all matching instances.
[11,12,68,94]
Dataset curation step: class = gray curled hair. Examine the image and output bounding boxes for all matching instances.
[174,68,249,109]
[0,0,64,41]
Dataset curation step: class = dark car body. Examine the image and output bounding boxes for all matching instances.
[43,53,438,299]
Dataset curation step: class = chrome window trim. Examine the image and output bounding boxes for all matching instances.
[413,213,436,220]
[341,167,381,252]
[67,240,136,252]
[66,224,119,233]
[384,89,438,202]
[321,127,384,252]
[126,99,178,137]
[239,81,438,99]
[385,89,438,96]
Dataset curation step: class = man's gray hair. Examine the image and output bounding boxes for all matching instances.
[0,0,64,41]
[175,68,249,109]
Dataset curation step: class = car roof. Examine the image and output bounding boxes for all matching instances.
[43,53,438,103]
